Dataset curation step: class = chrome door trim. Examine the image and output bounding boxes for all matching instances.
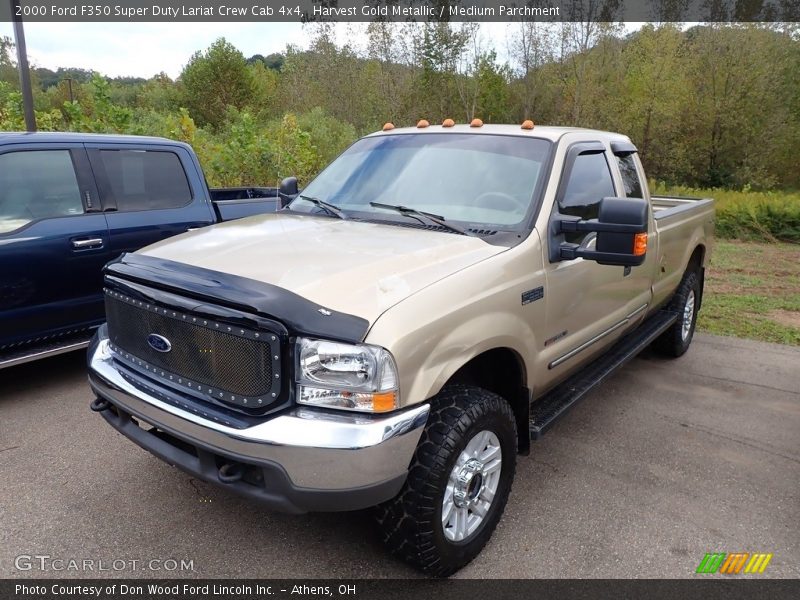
[548,304,648,370]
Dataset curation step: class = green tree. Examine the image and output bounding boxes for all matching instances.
[475,51,512,123]
[180,38,254,128]
[248,52,284,71]
[682,25,795,188]
[83,73,132,132]
[296,107,357,171]
[271,113,319,185]
[248,61,279,120]
[509,22,556,120]
[1,36,17,85]
[139,72,181,113]
[204,110,271,186]
[414,23,472,121]
[617,24,689,183]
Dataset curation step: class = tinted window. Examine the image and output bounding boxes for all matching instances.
[0,150,83,234]
[559,151,615,243]
[617,154,644,198]
[99,150,191,211]
[294,134,552,229]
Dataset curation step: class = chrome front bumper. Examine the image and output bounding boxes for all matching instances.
[88,334,429,513]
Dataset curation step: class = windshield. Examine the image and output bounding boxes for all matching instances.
[290,133,552,230]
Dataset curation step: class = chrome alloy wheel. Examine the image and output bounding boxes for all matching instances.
[441,430,502,542]
[682,289,696,341]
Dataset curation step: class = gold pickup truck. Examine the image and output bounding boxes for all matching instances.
[88,123,714,576]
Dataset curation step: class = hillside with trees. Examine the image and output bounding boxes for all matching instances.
[1,23,799,195]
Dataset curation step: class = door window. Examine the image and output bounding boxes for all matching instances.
[0,150,83,234]
[98,150,192,211]
[559,151,615,244]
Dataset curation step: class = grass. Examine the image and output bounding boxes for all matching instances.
[652,184,800,243]
[697,240,800,345]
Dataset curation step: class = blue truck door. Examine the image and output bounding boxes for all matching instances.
[0,144,109,348]
[86,143,215,256]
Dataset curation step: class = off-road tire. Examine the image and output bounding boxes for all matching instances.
[653,269,701,358]
[375,385,517,577]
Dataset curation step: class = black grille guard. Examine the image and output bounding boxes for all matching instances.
[104,253,370,344]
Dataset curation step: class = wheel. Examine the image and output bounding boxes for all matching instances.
[653,269,700,358]
[375,385,517,577]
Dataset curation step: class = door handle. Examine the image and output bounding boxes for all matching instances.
[72,238,104,249]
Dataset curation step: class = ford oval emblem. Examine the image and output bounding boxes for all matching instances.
[147,333,172,353]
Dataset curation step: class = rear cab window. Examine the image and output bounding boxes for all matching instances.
[616,154,645,199]
[611,148,653,229]
[96,149,192,212]
[0,150,84,234]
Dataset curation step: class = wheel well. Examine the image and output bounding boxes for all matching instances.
[688,244,706,309]
[689,245,705,270]
[446,348,531,455]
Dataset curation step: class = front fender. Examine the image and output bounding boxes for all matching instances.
[406,311,536,406]
[365,245,545,408]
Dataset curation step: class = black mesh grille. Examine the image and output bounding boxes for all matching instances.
[104,289,281,408]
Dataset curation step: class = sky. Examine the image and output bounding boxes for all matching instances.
[0,22,516,79]
[0,22,309,78]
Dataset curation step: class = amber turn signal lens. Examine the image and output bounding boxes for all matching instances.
[442,118,455,127]
[521,119,535,130]
[382,122,395,131]
[633,232,648,256]
[372,392,397,413]
[417,119,430,128]
[470,118,483,128]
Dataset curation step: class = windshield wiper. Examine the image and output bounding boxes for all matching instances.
[296,194,347,220]
[369,202,472,236]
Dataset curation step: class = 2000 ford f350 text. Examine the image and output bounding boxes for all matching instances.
[88,123,714,576]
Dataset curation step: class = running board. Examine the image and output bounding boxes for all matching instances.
[0,329,96,369]
[529,310,677,440]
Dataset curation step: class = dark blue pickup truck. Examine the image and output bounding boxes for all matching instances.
[0,132,289,368]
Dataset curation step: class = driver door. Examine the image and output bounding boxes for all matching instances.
[540,141,652,379]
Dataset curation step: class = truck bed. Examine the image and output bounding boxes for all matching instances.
[209,187,284,220]
[651,194,714,221]
[650,194,715,310]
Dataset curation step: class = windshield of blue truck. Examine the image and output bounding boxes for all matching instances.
[290,133,552,230]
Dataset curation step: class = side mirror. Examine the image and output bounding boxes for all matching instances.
[278,176,299,207]
[555,197,648,267]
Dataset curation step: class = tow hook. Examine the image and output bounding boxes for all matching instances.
[218,462,244,483]
[90,397,112,412]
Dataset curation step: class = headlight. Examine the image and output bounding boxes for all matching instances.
[295,337,399,413]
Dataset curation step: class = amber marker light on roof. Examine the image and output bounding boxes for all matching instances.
[442,118,455,127]
[382,122,395,131]
[417,119,430,128]
[470,118,483,128]
[521,120,535,130]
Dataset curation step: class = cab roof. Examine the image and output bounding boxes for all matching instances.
[0,131,183,146]
[366,124,631,143]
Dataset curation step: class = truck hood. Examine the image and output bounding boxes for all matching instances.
[139,213,506,325]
